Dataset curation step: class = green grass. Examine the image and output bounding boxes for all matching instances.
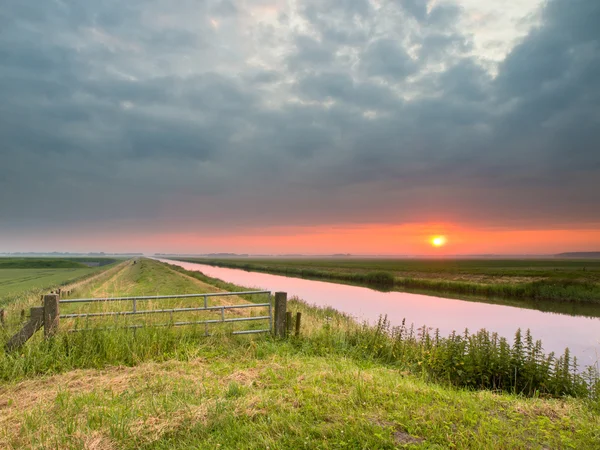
[3,354,599,449]
[0,259,88,269]
[1,258,599,449]
[0,257,118,269]
[174,257,600,278]
[0,259,123,311]
[0,269,93,303]
[173,257,600,304]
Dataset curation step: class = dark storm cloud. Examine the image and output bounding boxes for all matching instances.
[492,0,600,181]
[0,0,599,237]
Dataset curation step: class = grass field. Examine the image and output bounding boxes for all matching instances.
[0,258,599,449]
[172,257,600,304]
[0,258,123,308]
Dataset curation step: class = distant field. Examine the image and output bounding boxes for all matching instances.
[0,258,120,304]
[172,257,600,303]
[0,257,117,269]
[0,268,92,299]
[175,257,600,279]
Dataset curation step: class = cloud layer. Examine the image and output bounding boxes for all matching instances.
[1,0,599,246]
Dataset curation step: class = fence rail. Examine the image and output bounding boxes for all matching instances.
[59,291,271,303]
[60,291,273,335]
[60,303,271,319]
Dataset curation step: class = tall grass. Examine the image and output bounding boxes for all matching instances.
[167,262,600,402]
[2,310,598,404]
[397,277,600,302]
[0,326,236,381]
[340,317,600,399]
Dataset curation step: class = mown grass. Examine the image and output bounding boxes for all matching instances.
[0,257,119,268]
[174,257,600,304]
[0,258,91,269]
[0,258,123,308]
[1,258,599,449]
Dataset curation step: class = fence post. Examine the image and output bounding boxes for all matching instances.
[5,307,44,351]
[274,292,287,338]
[43,294,60,338]
[295,312,302,337]
[0,309,5,327]
[286,311,293,337]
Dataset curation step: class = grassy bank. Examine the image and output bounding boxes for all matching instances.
[1,259,599,449]
[172,257,600,304]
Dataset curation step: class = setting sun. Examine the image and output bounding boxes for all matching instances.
[431,235,447,247]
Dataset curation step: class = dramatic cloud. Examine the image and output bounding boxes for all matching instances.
[0,0,598,251]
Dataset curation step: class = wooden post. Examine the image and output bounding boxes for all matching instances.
[43,294,60,338]
[295,312,302,337]
[274,292,287,338]
[286,311,293,337]
[5,307,44,351]
[0,309,5,327]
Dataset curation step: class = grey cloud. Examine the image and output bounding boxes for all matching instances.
[399,0,428,22]
[210,0,238,17]
[245,70,281,85]
[287,35,334,70]
[302,0,371,20]
[426,4,463,28]
[492,0,600,176]
[437,60,491,102]
[418,33,472,62]
[295,72,402,111]
[297,0,372,49]
[297,72,354,100]
[361,38,418,79]
[0,0,599,239]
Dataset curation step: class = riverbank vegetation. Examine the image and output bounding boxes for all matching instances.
[1,259,598,449]
[172,257,600,304]
[167,263,600,400]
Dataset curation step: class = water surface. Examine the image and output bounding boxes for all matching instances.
[161,259,600,367]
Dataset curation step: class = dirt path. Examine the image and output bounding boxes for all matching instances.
[89,263,135,298]
[64,261,131,297]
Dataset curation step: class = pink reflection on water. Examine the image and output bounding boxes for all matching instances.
[161,259,600,366]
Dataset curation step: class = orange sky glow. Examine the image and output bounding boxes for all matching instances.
[20,223,600,255]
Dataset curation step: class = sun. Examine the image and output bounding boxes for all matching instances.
[431,235,447,247]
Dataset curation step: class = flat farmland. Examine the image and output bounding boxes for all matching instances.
[0,268,93,297]
[172,257,600,303]
[0,258,119,306]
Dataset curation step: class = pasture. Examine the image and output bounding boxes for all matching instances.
[0,258,119,307]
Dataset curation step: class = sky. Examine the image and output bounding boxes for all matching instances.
[1,0,599,255]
